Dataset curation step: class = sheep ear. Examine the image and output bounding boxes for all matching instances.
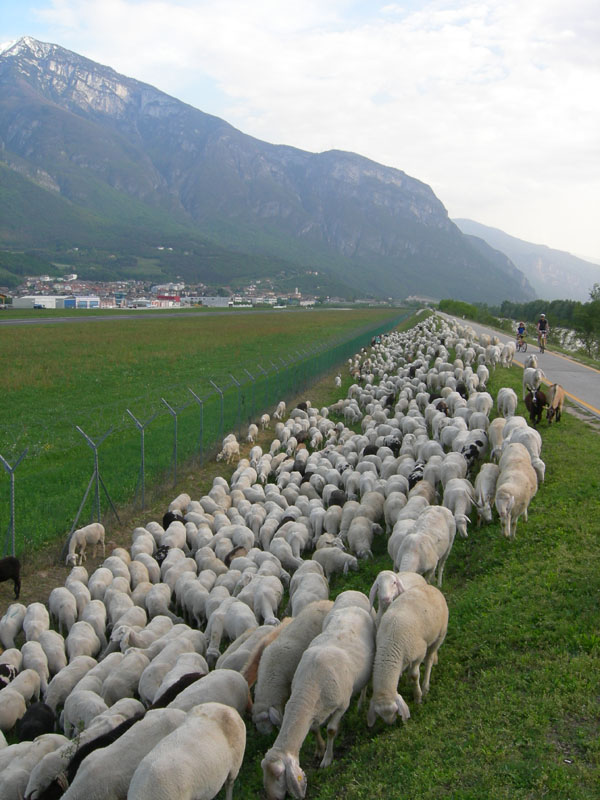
[268,706,283,727]
[284,756,307,799]
[396,694,411,722]
[367,701,377,728]
[394,575,407,595]
[368,580,378,609]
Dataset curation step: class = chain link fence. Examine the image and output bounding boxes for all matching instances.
[1,312,410,557]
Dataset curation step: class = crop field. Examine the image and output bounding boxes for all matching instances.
[0,307,406,552]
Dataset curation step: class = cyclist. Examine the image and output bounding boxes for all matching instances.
[536,313,549,351]
[516,321,527,346]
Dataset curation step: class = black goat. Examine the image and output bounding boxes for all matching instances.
[0,555,21,598]
[525,390,548,426]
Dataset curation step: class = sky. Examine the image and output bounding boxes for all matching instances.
[2,0,600,261]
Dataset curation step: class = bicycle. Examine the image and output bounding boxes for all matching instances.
[538,332,547,353]
[516,335,527,353]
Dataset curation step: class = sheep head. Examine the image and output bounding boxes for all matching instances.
[262,751,307,800]
[367,694,411,727]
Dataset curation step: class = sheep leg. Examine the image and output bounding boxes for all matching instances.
[223,774,235,800]
[312,724,326,758]
[409,659,423,704]
[421,642,443,697]
[320,705,348,768]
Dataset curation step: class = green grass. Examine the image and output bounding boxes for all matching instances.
[231,356,600,799]
[0,308,408,551]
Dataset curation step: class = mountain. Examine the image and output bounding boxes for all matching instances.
[0,37,535,302]
[454,219,600,302]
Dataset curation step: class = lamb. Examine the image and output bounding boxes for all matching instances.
[58,708,187,800]
[65,523,106,566]
[547,383,565,423]
[262,602,375,798]
[367,582,449,726]
[127,703,246,800]
[0,602,27,649]
[311,547,358,580]
[0,556,21,599]
[394,505,456,587]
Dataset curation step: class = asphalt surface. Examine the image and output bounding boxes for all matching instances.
[448,316,600,419]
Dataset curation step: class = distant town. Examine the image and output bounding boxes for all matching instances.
[0,274,423,310]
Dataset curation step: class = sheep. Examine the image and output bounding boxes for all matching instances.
[273,401,286,420]
[23,602,50,642]
[6,669,41,706]
[394,506,456,587]
[21,641,50,696]
[0,687,27,732]
[65,523,106,567]
[61,690,109,737]
[0,602,27,649]
[167,669,251,718]
[0,556,21,599]
[235,573,284,626]
[547,383,565,424]
[442,477,475,538]
[474,463,500,525]
[216,438,241,464]
[495,443,538,539]
[65,580,91,619]
[86,567,114,601]
[311,547,358,580]
[16,701,56,742]
[262,602,375,798]
[0,733,68,800]
[80,600,108,650]
[367,582,449,726]
[247,422,259,443]
[368,570,428,625]
[127,703,246,800]
[58,708,187,800]
[65,621,101,662]
[101,649,151,707]
[43,655,97,712]
[496,387,518,418]
[261,413,271,429]
[48,587,78,635]
[202,598,258,669]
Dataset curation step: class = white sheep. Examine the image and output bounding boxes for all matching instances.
[101,649,151,707]
[128,703,246,800]
[65,621,101,662]
[247,600,333,734]
[0,602,27,649]
[474,463,500,525]
[8,668,42,703]
[0,733,68,800]
[494,443,538,539]
[442,477,476,538]
[367,582,449,726]
[61,689,109,737]
[59,708,187,800]
[273,401,286,420]
[48,587,78,635]
[496,387,518,418]
[21,641,51,695]
[262,602,375,798]
[167,669,251,717]
[522,367,545,400]
[23,602,50,642]
[368,570,428,626]
[140,634,206,705]
[311,547,358,581]
[43,655,97,712]
[65,523,106,566]
[0,687,27,732]
[394,505,456,587]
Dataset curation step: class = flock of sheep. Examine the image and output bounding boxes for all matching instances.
[0,312,557,800]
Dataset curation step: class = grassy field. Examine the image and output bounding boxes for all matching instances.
[230,343,599,799]
[0,311,598,797]
[0,307,406,552]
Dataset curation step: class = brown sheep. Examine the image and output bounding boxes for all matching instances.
[546,384,565,424]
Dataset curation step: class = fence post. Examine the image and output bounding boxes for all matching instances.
[0,449,28,557]
[126,409,159,510]
[209,379,224,443]
[243,369,256,422]
[161,398,179,487]
[188,389,204,465]
[229,374,242,435]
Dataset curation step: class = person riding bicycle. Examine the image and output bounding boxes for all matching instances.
[516,321,526,342]
[537,314,549,349]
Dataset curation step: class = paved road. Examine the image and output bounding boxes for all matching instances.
[447,316,600,419]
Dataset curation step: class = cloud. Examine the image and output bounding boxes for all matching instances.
[30,0,600,255]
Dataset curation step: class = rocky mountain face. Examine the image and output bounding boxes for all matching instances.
[0,37,535,302]
[454,219,600,302]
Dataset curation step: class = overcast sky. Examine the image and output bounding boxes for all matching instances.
[2,0,600,261]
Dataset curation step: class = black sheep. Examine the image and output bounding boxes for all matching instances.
[16,702,56,741]
[0,555,21,599]
[0,662,18,689]
[162,510,183,530]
